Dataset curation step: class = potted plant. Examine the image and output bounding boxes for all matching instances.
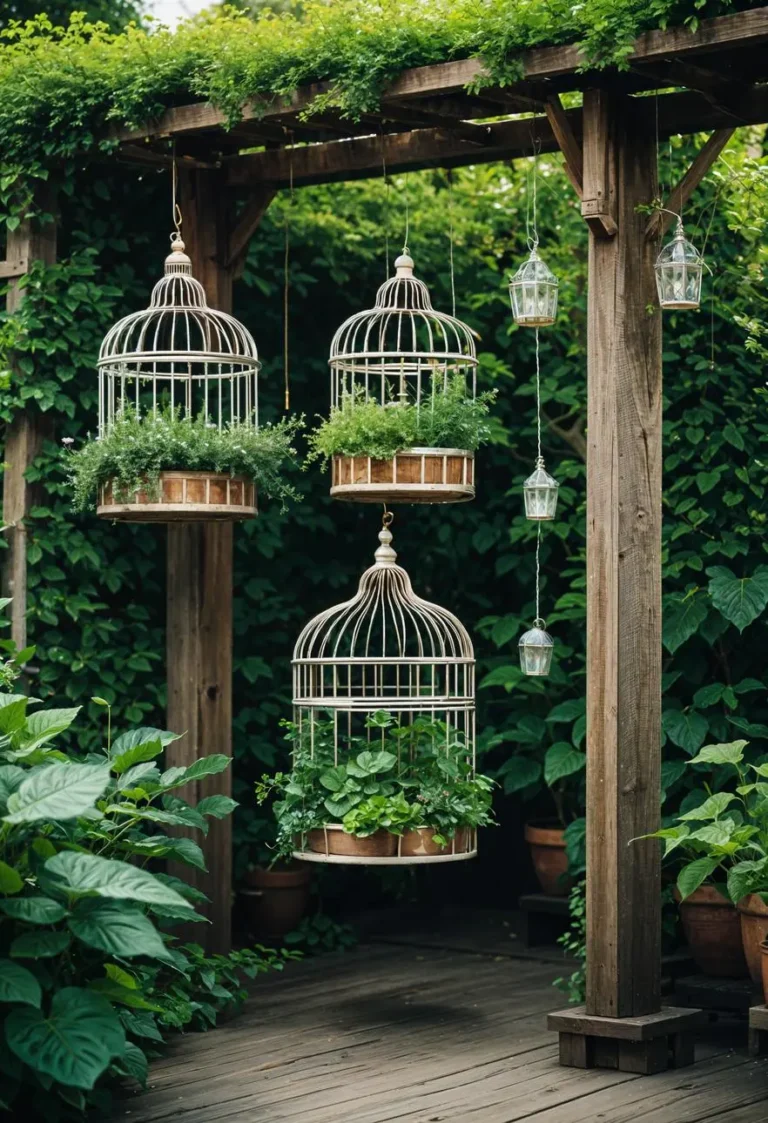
[499,728,586,896]
[256,712,495,862]
[68,409,302,521]
[241,845,312,942]
[638,739,768,981]
[308,378,496,505]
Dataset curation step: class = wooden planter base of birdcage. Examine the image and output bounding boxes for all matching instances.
[330,448,474,504]
[97,471,257,523]
[293,824,477,865]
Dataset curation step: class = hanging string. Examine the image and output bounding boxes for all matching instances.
[534,522,542,625]
[403,174,410,255]
[381,132,390,279]
[171,141,182,238]
[535,327,542,462]
[447,169,457,319]
[526,133,541,252]
[283,131,294,411]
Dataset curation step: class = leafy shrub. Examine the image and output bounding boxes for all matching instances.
[0,691,292,1119]
[553,881,586,1004]
[284,913,358,956]
[67,409,303,512]
[308,379,497,461]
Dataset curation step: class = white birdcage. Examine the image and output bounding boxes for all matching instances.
[94,234,260,522]
[290,518,479,864]
[327,252,478,503]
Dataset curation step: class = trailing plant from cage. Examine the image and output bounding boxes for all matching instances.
[307,377,497,463]
[66,408,303,513]
[0,686,293,1118]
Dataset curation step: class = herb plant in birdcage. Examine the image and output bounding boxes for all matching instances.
[256,517,495,864]
[68,233,301,522]
[311,251,495,505]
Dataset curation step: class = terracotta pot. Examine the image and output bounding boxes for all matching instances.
[674,884,748,978]
[524,822,570,897]
[738,894,768,983]
[306,825,397,858]
[400,826,471,858]
[241,864,310,940]
[761,940,768,1004]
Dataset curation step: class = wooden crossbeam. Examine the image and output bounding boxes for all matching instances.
[645,127,735,239]
[112,8,768,152]
[223,88,767,190]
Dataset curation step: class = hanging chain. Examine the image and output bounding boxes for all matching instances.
[447,169,456,319]
[283,130,294,411]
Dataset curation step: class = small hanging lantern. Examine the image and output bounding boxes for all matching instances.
[524,457,558,521]
[655,219,704,310]
[509,248,559,328]
[519,621,554,677]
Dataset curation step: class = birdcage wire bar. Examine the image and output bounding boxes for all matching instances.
[97,235,260,436]
[290,522,478,865]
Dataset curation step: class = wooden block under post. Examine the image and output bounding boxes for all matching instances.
[748,1004,768,1057]
[548,1005,705,1073]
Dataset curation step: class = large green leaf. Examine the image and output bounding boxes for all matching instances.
[0,699,29,737]
[662,594,708,653]
[679,792,737,821]
[181,755,231,783]
[545,700,585,724]
[0,860,23,894]
[6,987,125,1090]
[707,565,768,632]
[68,902,167,959]
[0,896,68,924]
[0,764,24,811]
[118,763,160,791]
[112,1041,149,1088]
[131,836,206,870]
[196,795,238,819]
[0,959,42,1007]
[544,743,585,786]
[662,709,708,755]
[110,727,179,758]
[677,857,720,900]
[110,738,163,775]
[3,762,110,823]
[10,931,71,959]
[43,851,195,911]
[689,740,747,766]
[17,707,81,752]
[727,858,768,905]
[497,755,541,795]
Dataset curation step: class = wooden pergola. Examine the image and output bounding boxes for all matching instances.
[4,4,768,1076]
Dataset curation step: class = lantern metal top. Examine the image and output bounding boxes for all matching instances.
[524,457,558,492]
[293,524,473,671]
[510,247,558,288]
[97,234,261,436]
[519,621,554,648]
[656,219,703,268]
[328,251,477,407]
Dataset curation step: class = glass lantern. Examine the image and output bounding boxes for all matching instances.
[509,248,558,327]
[524,458,558,520]
[519,621,554,677]
[655,220,704,310]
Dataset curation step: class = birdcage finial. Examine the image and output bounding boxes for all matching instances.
[394,251,414,278]
[165,232,192,277]
[375,509,397,566]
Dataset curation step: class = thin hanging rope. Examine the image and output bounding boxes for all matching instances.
[403,175,410,254]
[171,142,182,236]
[526,131,541,252]
[381,132,390,279]
[447,169,456,319]
[535,522,542,624]
[283,132,294,411]
[535,327,542,462]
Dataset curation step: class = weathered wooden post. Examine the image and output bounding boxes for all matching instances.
[166,168,235,954]
[548,90,703,1072]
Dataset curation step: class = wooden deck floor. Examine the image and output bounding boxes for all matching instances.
[119,943,768,1123]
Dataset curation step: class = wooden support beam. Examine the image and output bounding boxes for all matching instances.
[645,127,735,239]
[166,168,234,954]
[584,87,662,1023]
[545,94,583,197]
[2,184,58,653]
[226,187,277,270]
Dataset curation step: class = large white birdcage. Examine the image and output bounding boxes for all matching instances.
[290,518,480,864]
[98,234,260,435]
[327,252,478,504]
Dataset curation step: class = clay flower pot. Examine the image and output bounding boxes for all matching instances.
[241,863,311,941]
[737,894,768,984]
[400,826,471,858]
[524,822,570,897]
[674,884,748,978]
[307,825,398,859]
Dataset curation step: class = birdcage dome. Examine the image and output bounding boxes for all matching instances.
[293,523,473,710]
[328,252,478,408]
[97,235,260,435]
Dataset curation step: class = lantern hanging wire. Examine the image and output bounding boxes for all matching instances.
[523,328,559,521]
[519,522,555,677]
[654,209,707,312]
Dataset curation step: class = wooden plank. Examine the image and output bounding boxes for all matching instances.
[645,128,735,239]
[580,89,617,237]
[545,94,584,197]
[2,183,58,653]
[583,89,663,1020]
[166,168,234,954]
[113,8,768,150]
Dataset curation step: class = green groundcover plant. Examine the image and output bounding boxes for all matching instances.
[308,378,497,462]
[0,650,296,1119]
[640,738,768,904]
[256,710,495,858]
[67,408,303,512]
